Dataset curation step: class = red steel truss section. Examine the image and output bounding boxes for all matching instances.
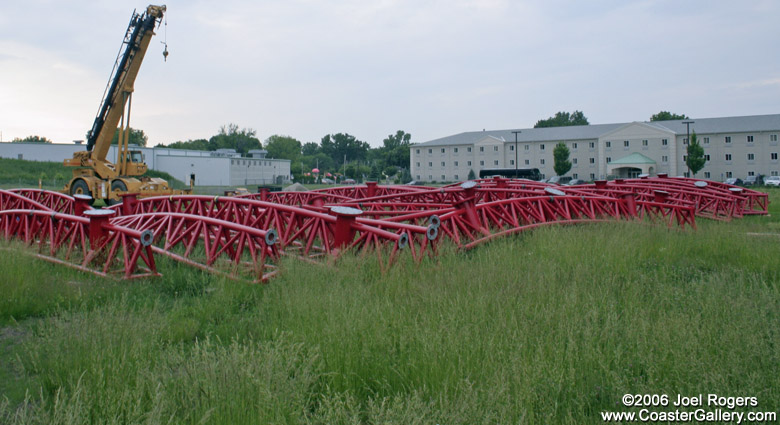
[107,194,438,264]
[4,189,83,214]
[109,212,280,282]
[0,209,156,279]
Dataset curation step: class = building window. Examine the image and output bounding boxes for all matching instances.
[479,147,484,152]
[747,135,754,143]
[772,171,779,176]
[524,159,530,165]
[428,149,432,154]
[417,175,421,180]
[589,142,595,149]
[771,153,778,160]
[725,154,732,161]
[440,148,445,153]
[525,145,530,151]
[454,161,459,166]
[510,145,514,151]
[480,160,484,166]
[771,135,778,142]
[428,162,433,167]
[683,138,688,145]
[589,158,595,164]
[510,159,515,165]
[441,175,446,180]
[572,142,578,149]
[748,171,755,176]
[605,141,611,148]
[703,137,709,144]
[726,171,733,178]
[416,149,420,154]
[540,144,545,150]
[454,148,459,153]
[642,140,648,146]
[573,173,578,179]
[441,162,446,167]
[416,162,420,167]
[606,157,612,163]
[747,153,754,161]
[540,159,545,165]
[683,155,687,162]
[589,173,595,180]
[704,172,711,178]
[662,155,668,162]
[705,155,710,161]
[429,175,433,180]
[493,146,499,151]
[573,158,578,164]
[624,140,630,147]
[725,136,731,144]
[454,175,459,180]
[467,161,472,166]
[494,160,499,165]
[662,139,668,146]
[467,147,472,152]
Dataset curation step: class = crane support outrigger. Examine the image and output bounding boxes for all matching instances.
[64,5,189,204]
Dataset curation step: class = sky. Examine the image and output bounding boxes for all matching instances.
[1,0,778,148]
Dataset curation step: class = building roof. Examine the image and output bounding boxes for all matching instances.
[415,113,780,147]
[610,152,656,165]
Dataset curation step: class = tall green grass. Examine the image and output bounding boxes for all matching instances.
[0,199,778,423]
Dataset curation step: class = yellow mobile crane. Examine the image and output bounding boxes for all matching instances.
[64,5,188,204]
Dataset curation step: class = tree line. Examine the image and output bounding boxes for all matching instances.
[11,109,700,182]
[160,125,412,184]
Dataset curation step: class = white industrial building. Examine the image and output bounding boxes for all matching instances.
[0,143,292,186]
[410,114,780,182]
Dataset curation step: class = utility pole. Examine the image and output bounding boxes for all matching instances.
[512,130,521,177]
[682,120,695,177]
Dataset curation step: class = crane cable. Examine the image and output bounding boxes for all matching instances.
[161,13,168,61]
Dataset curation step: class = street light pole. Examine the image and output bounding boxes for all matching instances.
[682,120,694,177]
[512,130,521,177]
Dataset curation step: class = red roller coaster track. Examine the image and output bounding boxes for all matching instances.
[0,176,767,282]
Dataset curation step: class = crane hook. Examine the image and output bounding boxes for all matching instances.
[162,43,169,61]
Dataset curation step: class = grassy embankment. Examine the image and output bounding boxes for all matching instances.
[0,175,777,423]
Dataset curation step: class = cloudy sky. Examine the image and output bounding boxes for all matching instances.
[1,0,778,147]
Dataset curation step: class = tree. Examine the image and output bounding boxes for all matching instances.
[553,142,572,176]
[12,135,52,143]
[380,130,412,168]
[650,111,689,121]
[467,169,476,180]
[534,111,589,128]
[301,142,320,156]
[686,131,706,177]
[264,135,302,160]
[165,138,210,150]
[110,127,148,146]
[320,133,370,164]
[208,124,262,155]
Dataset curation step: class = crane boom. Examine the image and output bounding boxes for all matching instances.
[86,5,165,158]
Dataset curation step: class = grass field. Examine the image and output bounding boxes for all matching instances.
[0,191,778,423]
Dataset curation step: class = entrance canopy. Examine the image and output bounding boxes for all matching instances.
[608,152,657,178]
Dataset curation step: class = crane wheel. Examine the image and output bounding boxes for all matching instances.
[70,179,92,200]
[108,180,128,206]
